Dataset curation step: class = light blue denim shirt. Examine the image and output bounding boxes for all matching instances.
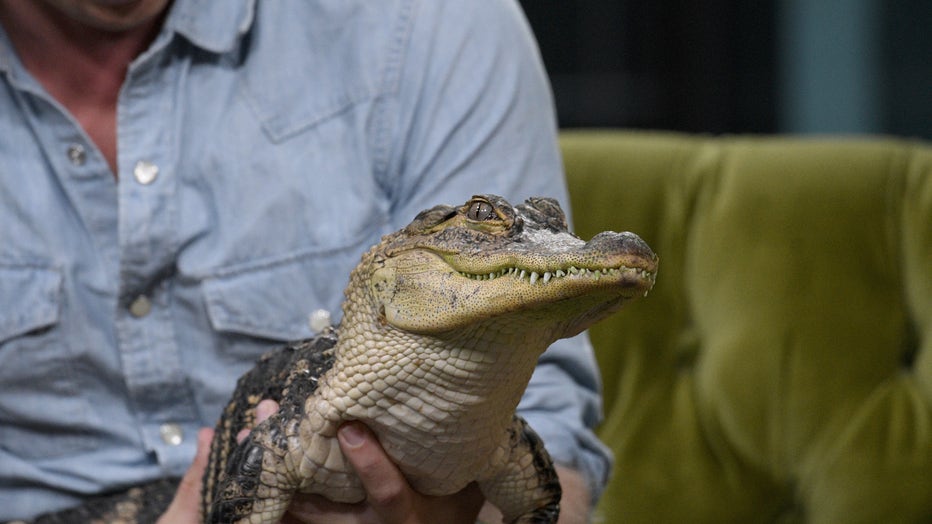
[0,0,610,519]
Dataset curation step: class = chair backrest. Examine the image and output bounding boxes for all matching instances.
[561,130,932,523]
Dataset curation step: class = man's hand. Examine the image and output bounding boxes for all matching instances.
[284,420,484,524]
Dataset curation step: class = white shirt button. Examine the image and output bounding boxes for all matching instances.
[66,144,86,166]
[133,160,159,185]
[159,423,184,446]
[129,295,152,318]
[308,309,332,332]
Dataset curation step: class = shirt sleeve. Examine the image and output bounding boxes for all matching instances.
[376,0,613,500]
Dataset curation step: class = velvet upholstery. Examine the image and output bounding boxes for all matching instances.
[560,131,932,523]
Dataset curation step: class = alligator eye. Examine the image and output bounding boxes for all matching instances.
[467,201,495,221]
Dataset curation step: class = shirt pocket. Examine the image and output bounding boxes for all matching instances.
[0,265,100,459]
[0,265,60,341]
[201,244,365,347]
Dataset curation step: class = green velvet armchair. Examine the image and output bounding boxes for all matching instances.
[560,131,932,523]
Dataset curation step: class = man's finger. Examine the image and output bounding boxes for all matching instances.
[337,422,412,516]
[255,399,278,423]
[237,399,280,443]
[182,428,214,496]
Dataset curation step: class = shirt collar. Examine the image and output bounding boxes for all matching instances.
[0,0,256,76]
[163,0,256,54]
[0,21,16,76]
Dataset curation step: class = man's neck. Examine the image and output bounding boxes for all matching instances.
[0,0,167,175]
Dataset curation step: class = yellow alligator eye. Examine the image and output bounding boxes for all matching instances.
[467,200,495,221]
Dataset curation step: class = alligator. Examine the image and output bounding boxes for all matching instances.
[14,194,657,524]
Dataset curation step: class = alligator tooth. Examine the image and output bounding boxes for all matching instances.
[543,272,552,284]
[489,272,496,280]
[556,270,566,278]
[568,266,579,275]
[529,271,539,285]
[519,269,527,280]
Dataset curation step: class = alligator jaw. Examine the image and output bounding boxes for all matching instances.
[367,229,657,336]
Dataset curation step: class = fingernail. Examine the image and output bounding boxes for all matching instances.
[338,423,366,448]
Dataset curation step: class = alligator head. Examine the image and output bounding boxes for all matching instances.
[356,194,657,344]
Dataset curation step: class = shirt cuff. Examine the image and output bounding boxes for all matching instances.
[517,335,615,504]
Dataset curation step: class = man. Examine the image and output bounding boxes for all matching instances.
[0,1,610,522]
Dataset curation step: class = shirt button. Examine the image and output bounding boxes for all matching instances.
[308,309,332,332]
[159,423,184,446]
[67,144,86,166]
[133,160,159,185]
[129,295,152,318]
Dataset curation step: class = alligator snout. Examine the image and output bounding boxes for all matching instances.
[586,231,657,265]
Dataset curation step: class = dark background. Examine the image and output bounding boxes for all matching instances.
[518,0,931,139]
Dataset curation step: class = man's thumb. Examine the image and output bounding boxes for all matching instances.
[157,428,214,523]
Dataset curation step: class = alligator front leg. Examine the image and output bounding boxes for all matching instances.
[206,408,365,523]
[480,416,562,524]
[202,336,341,523]
[206,424,295,524]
